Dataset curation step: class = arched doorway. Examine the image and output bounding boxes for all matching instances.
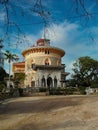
[47,76,53,90]
[54,76,57,87]
[41,75,46,87]
[31,78,35,87]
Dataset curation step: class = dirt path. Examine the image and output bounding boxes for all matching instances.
[0,95,98,130]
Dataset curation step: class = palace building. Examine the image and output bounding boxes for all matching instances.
[13,38,69,88]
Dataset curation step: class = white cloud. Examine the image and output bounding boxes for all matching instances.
[3,20,98,78]
[40,20,98,78]
[43,21,79,45]
[19,20,98,78]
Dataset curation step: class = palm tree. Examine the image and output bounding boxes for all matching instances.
[4,50,19,88]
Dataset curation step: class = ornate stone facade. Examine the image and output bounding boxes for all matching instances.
[13,39,69,88]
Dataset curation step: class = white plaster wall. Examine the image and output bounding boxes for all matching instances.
[37,69,61,88]
[24,48,63,87]
[25,52,61,66]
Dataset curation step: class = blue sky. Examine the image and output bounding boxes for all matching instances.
[1,0,98,78]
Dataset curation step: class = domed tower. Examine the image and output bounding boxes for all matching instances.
[22,38,68,88]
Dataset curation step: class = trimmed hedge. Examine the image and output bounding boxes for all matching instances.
[0,83,5,92]
[49,87,77,95]
[39,87,48,92]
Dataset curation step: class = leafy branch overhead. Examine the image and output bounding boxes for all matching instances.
[0,0,98,47]
[0,0,51,47]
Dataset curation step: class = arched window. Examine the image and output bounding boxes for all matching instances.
[47,75,53,89]
[45,50,50,54]
[31,59,35,68]
[45,58,50,65]
[45,50,47,54]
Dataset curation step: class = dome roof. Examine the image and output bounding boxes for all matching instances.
[37,38,50,43]
[37,38,50,46]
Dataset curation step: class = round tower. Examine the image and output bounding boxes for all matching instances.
[22,39,66,88]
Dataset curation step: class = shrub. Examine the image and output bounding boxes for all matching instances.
[78,86,86,95]
[18,88,23,96]
[49,87,76,95]
[0,83,5,92]
[39,87,48,92]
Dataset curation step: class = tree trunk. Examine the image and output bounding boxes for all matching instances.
[8,61,11,89]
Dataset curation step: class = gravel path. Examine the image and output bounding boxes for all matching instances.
[0,95,98,130]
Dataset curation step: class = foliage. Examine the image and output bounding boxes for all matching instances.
[72,56,98,87]
[14,73,25,88]
[49,87,76,95]
[18,88,24,96]
[66,79,77,87]
[0,92,10,100]
[39,87,47,92]
[78,86,86,95]
[4,50,19,63]
[0,67,8,92]
[0,67,6,81]
[4,50,19,88]
[0,82,5,92]
[14,73,25,81]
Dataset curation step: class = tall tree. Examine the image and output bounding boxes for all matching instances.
[72,56,98,87]
[4,50,19,88]
[14,73,25,88]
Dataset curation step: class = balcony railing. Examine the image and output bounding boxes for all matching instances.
[32,64,65,70]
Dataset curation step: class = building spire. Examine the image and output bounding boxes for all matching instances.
[43,23,48,40]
